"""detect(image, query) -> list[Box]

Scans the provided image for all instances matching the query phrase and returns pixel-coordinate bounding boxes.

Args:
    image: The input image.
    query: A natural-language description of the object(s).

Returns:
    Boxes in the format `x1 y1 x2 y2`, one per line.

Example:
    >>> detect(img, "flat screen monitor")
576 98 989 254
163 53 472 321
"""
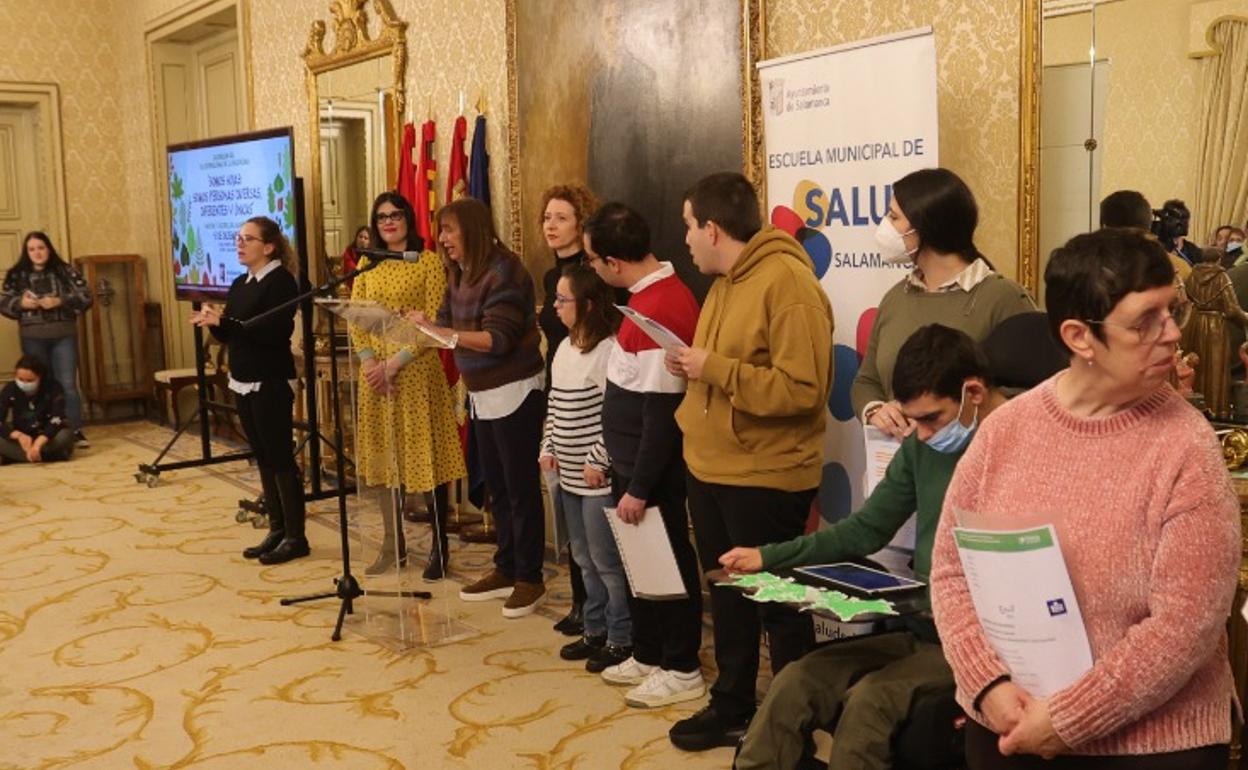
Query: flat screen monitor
166 127 298 303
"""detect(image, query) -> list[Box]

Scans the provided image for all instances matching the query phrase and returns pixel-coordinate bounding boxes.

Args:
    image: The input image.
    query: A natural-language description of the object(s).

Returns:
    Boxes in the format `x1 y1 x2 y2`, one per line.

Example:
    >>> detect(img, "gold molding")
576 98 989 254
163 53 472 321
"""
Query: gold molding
0 81 70 253
1018 0 1042 298
503 0 766 258
303 0 408 281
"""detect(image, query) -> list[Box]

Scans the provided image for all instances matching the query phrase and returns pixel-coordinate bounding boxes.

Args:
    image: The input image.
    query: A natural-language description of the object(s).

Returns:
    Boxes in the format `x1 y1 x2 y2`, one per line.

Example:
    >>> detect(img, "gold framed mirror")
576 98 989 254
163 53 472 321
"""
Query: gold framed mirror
303 0 408 284
1019 0 1248 303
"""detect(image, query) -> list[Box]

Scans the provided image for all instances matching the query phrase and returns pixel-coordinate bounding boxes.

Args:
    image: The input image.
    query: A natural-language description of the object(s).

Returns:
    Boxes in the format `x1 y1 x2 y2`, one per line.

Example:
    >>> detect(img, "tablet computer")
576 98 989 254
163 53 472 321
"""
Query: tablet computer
794 563 926 596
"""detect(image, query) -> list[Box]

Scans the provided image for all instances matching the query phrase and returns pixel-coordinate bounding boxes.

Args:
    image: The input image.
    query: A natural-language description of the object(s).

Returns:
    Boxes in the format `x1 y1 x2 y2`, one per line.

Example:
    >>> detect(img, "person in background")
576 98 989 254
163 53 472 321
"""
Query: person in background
351 192 466 581
931 227 1239 769
1212 224 1234 251
852 168 1033 440
0 232 93 448
411 197 548 617
1099 190 1192 281
1224 226 1245 267
339 225 371 288
666 172 833 751
540 263 632 673
191 216 307 564
0 354 74 464
728 325 1007 770
536 183 600 637
583 202 705 709
1152 198 1203 266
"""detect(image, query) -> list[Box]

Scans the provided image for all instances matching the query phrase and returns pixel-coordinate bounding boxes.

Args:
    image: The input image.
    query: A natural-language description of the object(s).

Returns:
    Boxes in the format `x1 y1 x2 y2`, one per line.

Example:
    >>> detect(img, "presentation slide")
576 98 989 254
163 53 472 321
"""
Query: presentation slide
167 129 296 302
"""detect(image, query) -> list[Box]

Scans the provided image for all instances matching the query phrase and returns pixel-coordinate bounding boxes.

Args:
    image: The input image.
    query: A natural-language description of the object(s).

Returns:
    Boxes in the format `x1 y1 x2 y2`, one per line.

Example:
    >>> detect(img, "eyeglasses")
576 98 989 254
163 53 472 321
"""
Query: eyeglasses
581 253 604 266
1085 301 1191 345
553 293 575 306
375 212 405 223
235 234 262 245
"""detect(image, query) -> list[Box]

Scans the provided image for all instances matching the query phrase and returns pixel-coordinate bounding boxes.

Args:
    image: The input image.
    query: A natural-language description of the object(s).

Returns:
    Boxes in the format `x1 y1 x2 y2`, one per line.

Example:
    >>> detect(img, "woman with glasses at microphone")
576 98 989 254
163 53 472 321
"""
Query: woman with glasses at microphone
350 191 466 581
191 216 306 564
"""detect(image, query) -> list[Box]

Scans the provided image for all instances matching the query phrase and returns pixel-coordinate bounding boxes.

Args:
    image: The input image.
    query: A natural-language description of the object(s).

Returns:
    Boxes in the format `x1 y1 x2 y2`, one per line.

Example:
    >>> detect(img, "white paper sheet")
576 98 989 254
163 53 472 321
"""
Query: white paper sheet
605 506 688 600
863 425 916 576
615 305 686 353
953 524 1093 698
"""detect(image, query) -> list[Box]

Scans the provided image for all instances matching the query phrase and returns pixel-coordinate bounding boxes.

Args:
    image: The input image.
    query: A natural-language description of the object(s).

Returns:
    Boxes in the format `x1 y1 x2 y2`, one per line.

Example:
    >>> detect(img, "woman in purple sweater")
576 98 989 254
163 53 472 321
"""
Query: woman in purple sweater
931 227 1240 769
411 197 548 619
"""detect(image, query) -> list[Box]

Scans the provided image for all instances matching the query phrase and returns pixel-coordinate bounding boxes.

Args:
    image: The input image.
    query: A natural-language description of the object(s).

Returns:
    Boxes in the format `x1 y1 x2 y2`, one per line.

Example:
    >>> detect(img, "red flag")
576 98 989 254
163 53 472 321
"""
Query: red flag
396 122 417 212
414 120 437 251
446 115 468 202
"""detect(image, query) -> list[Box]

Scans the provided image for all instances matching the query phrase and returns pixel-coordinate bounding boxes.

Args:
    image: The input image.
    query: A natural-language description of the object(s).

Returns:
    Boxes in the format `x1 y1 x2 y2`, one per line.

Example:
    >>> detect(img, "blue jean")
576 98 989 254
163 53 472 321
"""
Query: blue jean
559 487 631 646
21 335 83 430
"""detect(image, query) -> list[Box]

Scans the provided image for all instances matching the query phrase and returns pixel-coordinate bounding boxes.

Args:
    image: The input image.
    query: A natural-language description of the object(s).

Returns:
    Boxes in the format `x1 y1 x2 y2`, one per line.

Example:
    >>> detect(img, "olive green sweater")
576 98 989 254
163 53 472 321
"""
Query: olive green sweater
759 436 964 633
850 275 1033 418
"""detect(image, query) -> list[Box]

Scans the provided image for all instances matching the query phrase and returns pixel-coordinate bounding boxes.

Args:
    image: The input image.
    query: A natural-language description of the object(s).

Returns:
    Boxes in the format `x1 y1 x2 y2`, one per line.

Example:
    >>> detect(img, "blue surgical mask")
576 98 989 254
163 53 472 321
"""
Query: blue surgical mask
15 379 38 395
926 385 978 454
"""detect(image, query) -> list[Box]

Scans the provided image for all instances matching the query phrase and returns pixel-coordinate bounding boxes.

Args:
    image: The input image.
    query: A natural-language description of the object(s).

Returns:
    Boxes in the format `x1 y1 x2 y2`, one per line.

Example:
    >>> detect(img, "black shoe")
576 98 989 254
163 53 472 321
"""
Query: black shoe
73 430 89 448
552 604 584 637
258 537 310 565
242 531 284 559
669 705 753 752
422 543 448 582
586 643 632 673
559 634 605 661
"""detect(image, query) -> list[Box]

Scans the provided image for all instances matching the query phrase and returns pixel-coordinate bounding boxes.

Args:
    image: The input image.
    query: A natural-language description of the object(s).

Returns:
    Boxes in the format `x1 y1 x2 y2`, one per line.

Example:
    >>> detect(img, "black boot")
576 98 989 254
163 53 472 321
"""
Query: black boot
259 470 310 565
422 484 450 582
365 489 407 575
243 467 284 559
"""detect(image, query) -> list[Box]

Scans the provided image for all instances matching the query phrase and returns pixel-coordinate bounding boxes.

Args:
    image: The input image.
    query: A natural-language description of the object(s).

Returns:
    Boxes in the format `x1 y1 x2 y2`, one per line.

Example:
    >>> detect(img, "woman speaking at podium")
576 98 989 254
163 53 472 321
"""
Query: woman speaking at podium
190 215 307 565
351 192 466 581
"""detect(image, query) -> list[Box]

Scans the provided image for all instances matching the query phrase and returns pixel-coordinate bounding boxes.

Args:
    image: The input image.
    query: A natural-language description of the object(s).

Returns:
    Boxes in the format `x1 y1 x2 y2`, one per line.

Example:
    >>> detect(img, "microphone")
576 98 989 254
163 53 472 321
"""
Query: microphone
353 246 425 263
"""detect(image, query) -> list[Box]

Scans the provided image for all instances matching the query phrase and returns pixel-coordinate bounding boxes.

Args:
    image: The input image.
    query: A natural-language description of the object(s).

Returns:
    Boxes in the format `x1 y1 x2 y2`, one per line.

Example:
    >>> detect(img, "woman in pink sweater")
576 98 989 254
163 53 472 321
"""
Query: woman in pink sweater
931 227 1240 769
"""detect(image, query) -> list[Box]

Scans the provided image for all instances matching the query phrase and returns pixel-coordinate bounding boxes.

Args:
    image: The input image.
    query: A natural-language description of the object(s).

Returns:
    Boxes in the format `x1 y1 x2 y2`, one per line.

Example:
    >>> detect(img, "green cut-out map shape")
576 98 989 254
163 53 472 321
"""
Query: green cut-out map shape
716 571 898 622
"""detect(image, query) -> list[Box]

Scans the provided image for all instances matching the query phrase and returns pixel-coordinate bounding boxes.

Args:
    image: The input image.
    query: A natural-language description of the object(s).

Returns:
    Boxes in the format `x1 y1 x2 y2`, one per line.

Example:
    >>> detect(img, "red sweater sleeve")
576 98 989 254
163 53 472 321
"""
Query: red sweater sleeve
929 427 1013 709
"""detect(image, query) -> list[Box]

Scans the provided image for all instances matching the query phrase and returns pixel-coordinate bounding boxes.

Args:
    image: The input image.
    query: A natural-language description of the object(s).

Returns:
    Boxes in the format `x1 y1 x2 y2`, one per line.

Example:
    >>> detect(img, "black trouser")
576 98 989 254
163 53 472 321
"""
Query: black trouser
687 474 816 720
474 388 546 584
612 462 703 673
234 381 297 473
965 720 1227 770
0 428 74 462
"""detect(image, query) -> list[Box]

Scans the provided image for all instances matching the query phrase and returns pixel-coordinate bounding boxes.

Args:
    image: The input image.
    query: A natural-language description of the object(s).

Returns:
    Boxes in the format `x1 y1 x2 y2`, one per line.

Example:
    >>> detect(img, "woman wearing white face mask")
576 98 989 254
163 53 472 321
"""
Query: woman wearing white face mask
853 168 1034 439
0 354 75 463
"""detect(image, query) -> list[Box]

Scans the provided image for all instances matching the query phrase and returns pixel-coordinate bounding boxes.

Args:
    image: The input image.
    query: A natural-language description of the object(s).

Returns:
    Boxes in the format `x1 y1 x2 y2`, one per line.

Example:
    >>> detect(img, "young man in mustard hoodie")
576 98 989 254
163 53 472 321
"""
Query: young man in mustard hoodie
667 172 835 751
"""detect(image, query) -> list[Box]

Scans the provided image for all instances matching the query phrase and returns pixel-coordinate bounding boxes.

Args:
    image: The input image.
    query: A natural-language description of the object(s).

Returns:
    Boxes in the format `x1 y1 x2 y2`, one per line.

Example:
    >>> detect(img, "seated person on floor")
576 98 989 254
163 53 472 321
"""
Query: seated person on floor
0 354 75 464
722 324 1006 770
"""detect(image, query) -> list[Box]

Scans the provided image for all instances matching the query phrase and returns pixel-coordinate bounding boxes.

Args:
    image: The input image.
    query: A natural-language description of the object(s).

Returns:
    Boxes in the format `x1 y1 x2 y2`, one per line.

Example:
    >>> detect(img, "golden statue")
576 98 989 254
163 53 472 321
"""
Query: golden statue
1182 247 1248 418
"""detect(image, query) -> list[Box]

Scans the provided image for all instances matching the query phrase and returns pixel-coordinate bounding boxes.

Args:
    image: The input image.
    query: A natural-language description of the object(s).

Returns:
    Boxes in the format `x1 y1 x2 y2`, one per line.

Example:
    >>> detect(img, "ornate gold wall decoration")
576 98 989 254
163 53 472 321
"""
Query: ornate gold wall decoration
1018 0 1042 297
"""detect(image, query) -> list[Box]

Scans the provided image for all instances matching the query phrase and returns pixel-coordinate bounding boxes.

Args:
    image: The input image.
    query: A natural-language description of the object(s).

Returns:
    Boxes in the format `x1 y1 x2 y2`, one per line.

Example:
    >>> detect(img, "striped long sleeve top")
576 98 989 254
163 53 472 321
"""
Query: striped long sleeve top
540 336 614 497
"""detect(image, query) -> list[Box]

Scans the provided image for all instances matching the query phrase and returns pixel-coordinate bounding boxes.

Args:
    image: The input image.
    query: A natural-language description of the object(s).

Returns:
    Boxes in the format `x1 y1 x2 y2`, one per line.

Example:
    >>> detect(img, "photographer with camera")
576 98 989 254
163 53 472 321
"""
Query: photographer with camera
1151 199 1203 267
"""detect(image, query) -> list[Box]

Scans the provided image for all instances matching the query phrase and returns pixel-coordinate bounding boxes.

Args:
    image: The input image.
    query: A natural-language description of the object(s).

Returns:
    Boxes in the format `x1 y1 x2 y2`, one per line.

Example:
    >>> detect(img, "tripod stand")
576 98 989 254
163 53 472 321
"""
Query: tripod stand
250 258 449 640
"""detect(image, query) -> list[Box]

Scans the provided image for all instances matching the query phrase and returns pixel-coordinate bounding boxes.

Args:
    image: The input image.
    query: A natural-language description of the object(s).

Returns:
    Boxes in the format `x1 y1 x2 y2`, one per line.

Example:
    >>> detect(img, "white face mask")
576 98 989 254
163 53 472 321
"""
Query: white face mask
875 218 917 265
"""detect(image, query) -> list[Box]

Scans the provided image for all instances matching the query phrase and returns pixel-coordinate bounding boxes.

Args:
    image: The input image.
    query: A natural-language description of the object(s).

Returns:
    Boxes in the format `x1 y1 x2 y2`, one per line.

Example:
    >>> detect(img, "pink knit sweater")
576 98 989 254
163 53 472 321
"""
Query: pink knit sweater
931 374 1241 755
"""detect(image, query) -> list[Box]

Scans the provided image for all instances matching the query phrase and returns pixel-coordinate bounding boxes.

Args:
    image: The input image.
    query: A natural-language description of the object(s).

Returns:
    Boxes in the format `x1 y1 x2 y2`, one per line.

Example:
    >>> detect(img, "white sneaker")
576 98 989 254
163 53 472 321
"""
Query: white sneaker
600 655 658 686
624 668 705 708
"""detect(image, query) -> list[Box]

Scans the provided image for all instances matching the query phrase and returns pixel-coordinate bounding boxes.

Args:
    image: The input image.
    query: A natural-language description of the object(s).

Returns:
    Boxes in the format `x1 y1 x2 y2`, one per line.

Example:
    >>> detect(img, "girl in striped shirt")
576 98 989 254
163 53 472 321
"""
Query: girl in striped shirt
540 264 632 672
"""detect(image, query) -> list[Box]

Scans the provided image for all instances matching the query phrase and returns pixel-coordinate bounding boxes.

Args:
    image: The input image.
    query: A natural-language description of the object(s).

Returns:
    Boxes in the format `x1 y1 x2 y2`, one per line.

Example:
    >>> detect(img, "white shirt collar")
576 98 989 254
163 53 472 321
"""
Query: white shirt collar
627 261 675 294
247 259 282 283
905 257 993 293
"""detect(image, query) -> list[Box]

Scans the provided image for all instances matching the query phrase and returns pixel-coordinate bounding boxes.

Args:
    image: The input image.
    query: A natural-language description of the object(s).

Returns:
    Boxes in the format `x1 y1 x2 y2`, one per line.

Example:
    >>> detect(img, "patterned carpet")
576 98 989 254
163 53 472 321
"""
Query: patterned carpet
0 422 734 769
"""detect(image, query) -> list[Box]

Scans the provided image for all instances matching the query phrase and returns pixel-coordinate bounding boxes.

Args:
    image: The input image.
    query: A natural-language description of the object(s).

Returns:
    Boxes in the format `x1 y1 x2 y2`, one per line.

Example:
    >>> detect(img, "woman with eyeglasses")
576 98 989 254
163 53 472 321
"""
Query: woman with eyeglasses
930 227 1239 769
853 168 1034 439
350 192 465 581
191 216 307 564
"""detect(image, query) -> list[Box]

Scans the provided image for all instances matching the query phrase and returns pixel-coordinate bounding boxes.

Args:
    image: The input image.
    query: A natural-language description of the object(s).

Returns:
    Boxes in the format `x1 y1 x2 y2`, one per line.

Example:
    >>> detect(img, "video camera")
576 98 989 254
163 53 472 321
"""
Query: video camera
1151 199 1190 242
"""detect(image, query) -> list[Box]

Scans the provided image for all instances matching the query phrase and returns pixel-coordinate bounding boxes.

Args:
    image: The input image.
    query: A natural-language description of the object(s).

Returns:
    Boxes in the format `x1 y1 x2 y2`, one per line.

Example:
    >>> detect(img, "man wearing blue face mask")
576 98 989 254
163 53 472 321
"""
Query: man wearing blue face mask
724 324 1007 770
0 354 75 464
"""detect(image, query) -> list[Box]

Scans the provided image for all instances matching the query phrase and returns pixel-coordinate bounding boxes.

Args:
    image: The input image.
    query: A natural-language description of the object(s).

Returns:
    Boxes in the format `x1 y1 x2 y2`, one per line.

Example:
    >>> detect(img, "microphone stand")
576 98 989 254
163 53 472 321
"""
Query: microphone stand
245 255 432 642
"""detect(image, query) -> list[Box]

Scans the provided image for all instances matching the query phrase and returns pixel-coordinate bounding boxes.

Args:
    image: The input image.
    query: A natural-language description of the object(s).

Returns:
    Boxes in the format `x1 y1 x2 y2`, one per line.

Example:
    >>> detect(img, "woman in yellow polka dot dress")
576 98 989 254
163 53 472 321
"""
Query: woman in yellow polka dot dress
351 191 466 581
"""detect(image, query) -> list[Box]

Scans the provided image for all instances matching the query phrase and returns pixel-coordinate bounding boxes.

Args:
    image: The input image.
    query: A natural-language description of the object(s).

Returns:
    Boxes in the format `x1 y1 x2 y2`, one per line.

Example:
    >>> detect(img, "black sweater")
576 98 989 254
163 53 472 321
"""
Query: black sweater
0 379 68 439
208 266 298 381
